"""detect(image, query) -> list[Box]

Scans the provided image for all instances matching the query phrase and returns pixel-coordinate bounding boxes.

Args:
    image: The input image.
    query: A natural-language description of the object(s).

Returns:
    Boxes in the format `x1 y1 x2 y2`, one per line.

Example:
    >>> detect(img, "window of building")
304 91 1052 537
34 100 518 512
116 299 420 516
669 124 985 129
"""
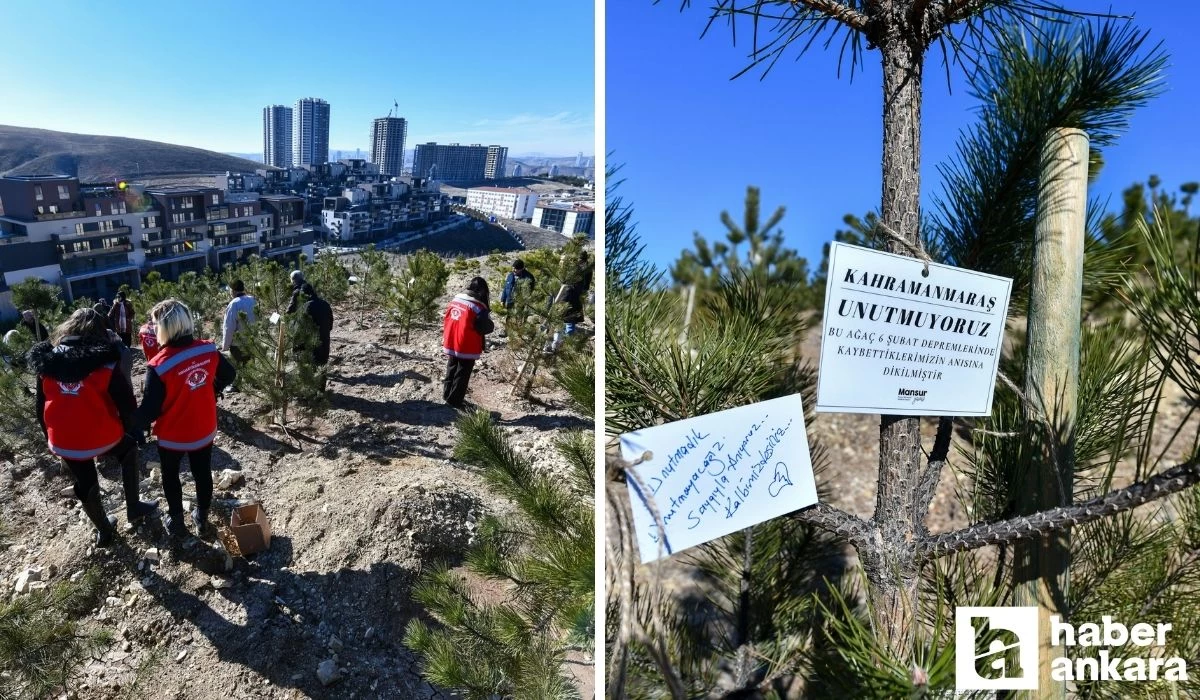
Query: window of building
95 205 103 216
212 194 219 205
34 186 43 201
183 197 194 208
48 205 58 214
58 185 69 200
75 223 85 234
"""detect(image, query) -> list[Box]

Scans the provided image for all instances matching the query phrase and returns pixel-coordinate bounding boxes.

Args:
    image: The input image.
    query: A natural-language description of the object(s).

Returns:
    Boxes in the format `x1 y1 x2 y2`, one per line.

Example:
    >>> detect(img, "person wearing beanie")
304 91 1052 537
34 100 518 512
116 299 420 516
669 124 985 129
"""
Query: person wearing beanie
441 277 494 409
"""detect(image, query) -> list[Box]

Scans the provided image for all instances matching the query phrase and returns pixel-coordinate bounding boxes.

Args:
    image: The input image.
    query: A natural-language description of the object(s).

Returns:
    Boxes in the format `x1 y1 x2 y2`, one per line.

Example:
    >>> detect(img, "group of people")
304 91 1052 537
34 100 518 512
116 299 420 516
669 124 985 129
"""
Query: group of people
7 250 589 547
29 301 235 545
441 249 593 408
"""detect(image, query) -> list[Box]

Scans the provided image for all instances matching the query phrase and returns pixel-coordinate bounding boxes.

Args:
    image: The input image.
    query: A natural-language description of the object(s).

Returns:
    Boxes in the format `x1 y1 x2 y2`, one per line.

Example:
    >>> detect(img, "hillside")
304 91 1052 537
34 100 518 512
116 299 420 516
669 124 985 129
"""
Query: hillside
0 125 269 181
0 251 595 698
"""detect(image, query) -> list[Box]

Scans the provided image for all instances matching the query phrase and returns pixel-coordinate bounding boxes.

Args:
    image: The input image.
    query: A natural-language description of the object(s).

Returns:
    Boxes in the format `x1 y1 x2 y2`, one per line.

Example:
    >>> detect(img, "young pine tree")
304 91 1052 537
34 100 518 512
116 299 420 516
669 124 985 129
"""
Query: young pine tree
405 411 595 700
0 570 109 700
229 257 327 426
387 249 450 343
301 251 351 305
349 245 393 326
9 278 62 343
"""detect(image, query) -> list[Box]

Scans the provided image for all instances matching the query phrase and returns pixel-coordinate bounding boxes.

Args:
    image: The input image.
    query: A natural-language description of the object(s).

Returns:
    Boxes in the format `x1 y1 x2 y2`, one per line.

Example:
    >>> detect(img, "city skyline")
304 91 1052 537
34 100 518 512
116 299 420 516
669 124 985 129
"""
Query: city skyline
0 1 594 156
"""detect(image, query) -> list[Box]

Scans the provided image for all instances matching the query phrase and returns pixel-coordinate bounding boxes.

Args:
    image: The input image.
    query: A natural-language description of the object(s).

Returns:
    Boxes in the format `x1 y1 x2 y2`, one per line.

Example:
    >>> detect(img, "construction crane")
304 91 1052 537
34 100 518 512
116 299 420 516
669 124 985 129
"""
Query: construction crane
387 99 398 118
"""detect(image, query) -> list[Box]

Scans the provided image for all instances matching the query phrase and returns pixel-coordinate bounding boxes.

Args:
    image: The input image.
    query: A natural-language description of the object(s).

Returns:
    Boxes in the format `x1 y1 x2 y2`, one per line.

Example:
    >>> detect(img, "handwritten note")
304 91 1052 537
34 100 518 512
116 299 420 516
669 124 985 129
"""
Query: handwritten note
619 394 818 563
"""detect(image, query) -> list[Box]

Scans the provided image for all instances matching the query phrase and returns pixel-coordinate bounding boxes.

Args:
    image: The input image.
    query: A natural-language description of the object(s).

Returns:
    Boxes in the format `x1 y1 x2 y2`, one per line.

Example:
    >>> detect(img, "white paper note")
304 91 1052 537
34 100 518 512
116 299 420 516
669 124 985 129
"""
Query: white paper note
817 242 1013 416
619 394 818 563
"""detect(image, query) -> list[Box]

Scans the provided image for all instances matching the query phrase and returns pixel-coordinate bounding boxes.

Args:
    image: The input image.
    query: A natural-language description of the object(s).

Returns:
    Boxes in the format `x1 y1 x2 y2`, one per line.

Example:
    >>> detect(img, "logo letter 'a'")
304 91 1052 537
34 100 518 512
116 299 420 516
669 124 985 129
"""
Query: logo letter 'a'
956 607 1039 690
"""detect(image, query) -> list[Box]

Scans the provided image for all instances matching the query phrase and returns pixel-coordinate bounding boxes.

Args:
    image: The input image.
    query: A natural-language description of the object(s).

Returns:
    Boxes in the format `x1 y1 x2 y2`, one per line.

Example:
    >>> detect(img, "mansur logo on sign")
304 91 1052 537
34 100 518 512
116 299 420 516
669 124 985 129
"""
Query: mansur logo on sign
955 607 1189 691
896 387 927 403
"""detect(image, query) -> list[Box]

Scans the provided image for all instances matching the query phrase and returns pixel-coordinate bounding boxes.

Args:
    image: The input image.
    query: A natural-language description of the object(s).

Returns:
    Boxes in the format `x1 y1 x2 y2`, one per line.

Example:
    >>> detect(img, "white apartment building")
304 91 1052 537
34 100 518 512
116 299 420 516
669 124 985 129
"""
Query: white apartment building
465 186 537 221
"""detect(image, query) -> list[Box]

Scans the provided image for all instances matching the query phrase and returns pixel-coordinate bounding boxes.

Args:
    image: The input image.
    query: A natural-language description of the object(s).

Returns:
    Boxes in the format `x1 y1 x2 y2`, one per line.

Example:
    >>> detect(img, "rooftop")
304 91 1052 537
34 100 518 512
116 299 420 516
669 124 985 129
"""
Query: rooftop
536 201 594 212
469 186 536 195
3 174 75 182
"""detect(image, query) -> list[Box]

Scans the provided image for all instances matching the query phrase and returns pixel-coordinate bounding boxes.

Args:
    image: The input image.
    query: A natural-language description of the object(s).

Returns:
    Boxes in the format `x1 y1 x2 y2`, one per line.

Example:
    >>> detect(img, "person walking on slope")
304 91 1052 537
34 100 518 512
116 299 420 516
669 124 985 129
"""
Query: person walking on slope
499 259 536 336
442 277 494 409
107 291 136 348
28 308 158 547
285 269 306 314
220 280 257 389
136 300 235 536
21 310 49 343
289 283 334 392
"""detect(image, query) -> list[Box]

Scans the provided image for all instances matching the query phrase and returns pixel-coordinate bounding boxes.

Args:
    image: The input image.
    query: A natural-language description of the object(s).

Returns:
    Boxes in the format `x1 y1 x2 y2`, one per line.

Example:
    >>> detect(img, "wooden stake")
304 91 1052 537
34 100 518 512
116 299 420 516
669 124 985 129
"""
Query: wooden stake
1014 127 1088 698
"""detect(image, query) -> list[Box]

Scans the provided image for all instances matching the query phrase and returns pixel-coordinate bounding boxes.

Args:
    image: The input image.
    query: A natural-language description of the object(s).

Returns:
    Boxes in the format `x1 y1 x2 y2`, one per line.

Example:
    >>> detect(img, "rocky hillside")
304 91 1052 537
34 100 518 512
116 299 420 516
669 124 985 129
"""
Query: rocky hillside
0 253 594 699
0 125 268 180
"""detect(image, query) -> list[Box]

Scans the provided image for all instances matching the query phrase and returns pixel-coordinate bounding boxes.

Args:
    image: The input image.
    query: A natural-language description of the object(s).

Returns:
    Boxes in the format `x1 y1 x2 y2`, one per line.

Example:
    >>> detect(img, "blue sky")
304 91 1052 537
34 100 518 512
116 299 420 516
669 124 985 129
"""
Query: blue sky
608 1 1200 272
0 0 594 157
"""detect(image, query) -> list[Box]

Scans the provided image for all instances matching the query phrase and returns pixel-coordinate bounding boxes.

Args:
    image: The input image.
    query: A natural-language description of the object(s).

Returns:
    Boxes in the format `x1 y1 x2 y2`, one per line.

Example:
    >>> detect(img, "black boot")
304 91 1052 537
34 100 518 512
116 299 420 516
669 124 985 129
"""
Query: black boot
122 460 159 522
80 486 116 547
164 510 190 537
191 505 209 536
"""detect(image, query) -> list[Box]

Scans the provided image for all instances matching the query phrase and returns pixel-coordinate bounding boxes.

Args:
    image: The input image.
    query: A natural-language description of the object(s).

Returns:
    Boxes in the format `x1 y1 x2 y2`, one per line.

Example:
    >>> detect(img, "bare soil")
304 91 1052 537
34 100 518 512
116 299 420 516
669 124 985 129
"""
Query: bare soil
0 255 594 699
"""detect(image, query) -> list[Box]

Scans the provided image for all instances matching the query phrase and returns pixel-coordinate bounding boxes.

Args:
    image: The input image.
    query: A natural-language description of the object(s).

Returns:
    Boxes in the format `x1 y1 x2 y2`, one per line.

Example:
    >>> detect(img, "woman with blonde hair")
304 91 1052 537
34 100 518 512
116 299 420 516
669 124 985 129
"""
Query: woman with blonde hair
28 308 158 547
136 299 235 536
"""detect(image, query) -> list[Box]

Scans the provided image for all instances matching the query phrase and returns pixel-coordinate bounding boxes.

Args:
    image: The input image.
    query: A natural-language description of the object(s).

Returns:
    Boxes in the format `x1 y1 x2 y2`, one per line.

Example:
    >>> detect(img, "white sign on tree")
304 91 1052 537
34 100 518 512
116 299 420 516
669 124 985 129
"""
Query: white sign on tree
817 242 1013 416
619 394 818 563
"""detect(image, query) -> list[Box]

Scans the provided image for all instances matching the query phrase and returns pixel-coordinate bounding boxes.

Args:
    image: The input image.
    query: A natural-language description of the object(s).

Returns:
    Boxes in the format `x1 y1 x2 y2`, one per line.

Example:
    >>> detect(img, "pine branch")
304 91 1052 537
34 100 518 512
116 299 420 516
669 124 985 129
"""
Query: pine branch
915 417 953 537
791 0 869 33
920 457 1200 560
793 502 874 552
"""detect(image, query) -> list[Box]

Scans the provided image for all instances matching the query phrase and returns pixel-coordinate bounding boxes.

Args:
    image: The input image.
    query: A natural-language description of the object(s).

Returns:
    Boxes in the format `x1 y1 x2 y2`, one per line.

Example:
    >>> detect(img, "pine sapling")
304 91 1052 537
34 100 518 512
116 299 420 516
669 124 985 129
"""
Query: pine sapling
387 249 449 343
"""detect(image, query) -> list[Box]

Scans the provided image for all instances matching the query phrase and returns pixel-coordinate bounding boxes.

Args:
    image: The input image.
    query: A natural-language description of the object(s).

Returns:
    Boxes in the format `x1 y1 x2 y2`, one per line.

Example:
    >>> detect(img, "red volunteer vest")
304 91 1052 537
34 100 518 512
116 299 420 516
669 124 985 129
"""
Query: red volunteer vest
139 323 162 362
43 363 124 459
443 294 487 360
148 340 219 451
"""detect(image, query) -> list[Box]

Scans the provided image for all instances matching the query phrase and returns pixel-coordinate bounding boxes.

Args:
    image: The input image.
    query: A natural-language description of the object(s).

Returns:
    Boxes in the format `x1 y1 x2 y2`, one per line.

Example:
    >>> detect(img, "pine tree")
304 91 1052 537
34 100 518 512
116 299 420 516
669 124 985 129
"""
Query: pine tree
349 245 393 326
386 249 449 343
405 411 594 699
301 251 351 304
0 569 109 700
228 256 327 427
9 279 61 342
606 11 1192 694
0 362 37 460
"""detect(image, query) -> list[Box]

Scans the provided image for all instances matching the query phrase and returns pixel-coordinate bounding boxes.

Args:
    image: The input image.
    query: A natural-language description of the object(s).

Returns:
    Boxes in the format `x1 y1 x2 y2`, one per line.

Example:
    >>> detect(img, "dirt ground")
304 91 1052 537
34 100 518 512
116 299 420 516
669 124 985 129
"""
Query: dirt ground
0 254 594 699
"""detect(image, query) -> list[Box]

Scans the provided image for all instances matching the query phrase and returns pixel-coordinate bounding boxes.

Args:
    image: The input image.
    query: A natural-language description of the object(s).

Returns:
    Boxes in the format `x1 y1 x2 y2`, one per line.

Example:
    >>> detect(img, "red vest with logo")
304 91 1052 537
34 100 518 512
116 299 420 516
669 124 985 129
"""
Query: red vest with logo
148 340 219 451
43 363 124 459
443 294 487 360
139 323 161 362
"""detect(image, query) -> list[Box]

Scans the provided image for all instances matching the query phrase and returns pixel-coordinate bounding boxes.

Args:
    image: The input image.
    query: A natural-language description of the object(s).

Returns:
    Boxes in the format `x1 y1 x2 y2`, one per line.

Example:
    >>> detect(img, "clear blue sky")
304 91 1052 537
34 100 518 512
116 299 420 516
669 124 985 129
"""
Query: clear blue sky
0 0 594 157
608 0 1200 273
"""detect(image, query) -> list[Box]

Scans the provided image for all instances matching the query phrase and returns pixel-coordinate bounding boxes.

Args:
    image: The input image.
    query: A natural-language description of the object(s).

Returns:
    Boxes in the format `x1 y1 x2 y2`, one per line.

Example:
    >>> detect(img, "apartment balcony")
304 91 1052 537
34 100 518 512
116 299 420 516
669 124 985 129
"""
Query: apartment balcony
166 214 206 228
261 225 303 243
33 209 86 222
206 206 230 220
144 245 206 263
54 225 132 243
142 230 204 248
61 253 134 277
209 222 256 238
211 231 260 250
59 241 134 261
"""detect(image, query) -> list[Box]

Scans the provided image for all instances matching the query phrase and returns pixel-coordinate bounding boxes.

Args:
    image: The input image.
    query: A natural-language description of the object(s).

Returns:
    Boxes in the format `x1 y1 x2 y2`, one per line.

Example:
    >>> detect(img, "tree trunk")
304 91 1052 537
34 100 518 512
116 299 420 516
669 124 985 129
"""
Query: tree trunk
868 24 926 651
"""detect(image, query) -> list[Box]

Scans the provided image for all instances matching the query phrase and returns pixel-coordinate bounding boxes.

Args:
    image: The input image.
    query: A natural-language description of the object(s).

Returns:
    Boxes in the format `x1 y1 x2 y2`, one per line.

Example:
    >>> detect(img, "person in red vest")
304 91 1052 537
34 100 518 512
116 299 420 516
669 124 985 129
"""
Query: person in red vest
136 299 235 536
442 277 494 409
138 320 162 362
28 308 158 547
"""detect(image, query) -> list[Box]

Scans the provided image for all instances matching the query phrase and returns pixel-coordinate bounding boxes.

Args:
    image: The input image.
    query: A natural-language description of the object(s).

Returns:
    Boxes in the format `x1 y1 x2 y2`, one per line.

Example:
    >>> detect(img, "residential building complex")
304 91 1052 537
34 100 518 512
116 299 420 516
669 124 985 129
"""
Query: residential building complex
465 186 537 221
293 97 330 167
413 143 507 184
484 145 507 180
532 201 595 237
370 117 408 177
262 105 293 168
0 175 314 317
319 178 449 242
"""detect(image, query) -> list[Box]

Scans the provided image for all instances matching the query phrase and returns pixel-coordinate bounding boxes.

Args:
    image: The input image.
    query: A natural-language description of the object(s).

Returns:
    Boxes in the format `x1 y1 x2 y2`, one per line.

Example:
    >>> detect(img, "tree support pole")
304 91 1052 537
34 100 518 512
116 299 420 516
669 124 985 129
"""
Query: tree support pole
1014 127 1089 698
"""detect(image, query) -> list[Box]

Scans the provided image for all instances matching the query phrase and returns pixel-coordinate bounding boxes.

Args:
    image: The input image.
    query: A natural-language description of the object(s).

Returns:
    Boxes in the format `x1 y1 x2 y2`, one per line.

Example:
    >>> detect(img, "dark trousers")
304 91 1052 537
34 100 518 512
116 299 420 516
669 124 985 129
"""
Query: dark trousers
158 443 214 515
118 332 132 348
229 346 249 388
62 436 137 500
443 357 475 407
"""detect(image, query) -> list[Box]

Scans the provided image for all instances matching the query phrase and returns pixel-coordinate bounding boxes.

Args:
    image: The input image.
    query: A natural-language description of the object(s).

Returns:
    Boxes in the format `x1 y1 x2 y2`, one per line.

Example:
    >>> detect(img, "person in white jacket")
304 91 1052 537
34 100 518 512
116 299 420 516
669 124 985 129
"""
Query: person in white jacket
220 280 257 388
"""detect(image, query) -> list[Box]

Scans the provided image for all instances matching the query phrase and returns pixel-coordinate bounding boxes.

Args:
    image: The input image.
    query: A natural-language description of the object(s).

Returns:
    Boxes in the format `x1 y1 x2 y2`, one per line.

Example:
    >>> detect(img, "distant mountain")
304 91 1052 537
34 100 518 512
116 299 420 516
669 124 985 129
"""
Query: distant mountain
0 125 270 181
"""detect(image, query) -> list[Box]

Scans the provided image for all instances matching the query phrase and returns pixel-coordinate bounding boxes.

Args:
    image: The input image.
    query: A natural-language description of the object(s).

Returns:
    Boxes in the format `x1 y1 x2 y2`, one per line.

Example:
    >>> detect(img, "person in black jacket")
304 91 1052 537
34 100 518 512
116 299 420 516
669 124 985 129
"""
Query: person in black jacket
28 308 158 547
291 283 334 392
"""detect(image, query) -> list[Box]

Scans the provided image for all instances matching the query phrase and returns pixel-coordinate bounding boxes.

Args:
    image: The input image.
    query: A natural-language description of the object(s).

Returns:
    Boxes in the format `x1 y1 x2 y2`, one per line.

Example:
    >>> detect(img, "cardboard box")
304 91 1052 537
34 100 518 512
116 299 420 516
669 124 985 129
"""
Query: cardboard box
229 504 272 555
